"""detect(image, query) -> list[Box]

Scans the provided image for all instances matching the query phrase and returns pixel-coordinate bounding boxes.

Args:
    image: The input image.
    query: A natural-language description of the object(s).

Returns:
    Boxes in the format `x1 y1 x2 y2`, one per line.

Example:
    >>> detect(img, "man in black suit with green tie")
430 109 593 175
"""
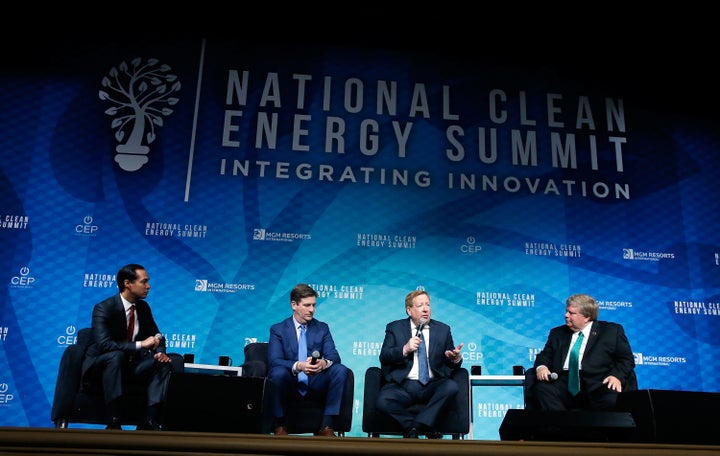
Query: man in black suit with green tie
530 293 637 411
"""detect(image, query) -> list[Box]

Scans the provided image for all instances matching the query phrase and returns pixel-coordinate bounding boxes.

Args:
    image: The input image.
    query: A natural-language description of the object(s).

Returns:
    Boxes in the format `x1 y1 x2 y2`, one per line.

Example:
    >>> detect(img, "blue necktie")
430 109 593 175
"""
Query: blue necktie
417 329 430 385
297 324 308 395
568 331 584 396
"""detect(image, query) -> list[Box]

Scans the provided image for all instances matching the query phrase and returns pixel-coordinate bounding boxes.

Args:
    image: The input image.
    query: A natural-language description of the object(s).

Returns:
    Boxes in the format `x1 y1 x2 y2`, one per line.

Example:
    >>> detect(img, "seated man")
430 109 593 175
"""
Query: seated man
82 263 174 430
376 289 464 438
529 293 636 411
267 283 350 437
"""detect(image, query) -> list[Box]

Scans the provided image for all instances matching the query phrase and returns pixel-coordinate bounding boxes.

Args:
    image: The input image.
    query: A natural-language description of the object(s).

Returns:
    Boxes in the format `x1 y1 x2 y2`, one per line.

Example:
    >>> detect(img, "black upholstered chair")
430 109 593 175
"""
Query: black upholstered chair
361 366 470 439
51 327 184 428
241 341 355 436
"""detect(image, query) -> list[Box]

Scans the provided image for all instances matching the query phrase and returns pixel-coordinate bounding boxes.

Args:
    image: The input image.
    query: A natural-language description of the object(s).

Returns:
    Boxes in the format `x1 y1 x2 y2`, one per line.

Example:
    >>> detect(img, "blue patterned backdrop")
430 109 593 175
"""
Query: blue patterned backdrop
1 38 718 440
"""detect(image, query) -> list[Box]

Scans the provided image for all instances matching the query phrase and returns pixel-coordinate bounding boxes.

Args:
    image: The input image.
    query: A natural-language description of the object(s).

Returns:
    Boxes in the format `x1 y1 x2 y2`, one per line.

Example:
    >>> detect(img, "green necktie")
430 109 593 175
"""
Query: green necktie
568 331 584 396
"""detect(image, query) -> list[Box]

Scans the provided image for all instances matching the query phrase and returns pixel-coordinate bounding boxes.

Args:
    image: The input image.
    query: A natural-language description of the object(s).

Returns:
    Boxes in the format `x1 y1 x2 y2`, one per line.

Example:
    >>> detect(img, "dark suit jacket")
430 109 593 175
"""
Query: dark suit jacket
268 317 342 371
82 294 165 377
379 317 461 384
533 320 636 393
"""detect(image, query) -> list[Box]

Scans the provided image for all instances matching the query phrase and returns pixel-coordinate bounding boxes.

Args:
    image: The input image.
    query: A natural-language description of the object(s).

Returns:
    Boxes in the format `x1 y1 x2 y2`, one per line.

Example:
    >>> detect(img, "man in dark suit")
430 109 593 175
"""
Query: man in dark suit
376 289 464 438
82 264 174 430
267 283 350 437
529 293 637 411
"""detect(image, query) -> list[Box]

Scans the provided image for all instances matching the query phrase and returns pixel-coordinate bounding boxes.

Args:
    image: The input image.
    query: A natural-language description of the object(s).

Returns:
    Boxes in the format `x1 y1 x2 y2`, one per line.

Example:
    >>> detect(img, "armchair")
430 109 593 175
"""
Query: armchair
51 327 184 428
361 366 470 439
241 341 355 436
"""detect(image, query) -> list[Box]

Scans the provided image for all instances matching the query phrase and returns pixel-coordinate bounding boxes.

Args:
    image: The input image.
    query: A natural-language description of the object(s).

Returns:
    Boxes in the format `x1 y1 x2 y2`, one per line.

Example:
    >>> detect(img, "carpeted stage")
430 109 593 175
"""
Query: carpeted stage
1 428 719 456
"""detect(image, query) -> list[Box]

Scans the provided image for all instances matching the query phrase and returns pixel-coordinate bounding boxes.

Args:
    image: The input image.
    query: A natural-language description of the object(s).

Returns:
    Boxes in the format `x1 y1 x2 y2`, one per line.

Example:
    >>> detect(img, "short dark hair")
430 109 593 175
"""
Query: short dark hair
290 283 318 303
117 264 145 291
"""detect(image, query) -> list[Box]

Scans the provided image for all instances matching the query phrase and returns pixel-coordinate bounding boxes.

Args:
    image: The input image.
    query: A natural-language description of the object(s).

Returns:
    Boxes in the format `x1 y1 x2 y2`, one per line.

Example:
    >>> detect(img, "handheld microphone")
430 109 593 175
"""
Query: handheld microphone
415 318 427 337
310 350 321 365
154 333 164 340
550 372 558 381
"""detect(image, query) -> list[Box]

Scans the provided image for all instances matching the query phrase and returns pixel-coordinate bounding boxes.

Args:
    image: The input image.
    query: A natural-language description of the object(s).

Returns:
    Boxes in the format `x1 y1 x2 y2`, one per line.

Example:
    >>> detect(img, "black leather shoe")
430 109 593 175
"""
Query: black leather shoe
425 430 443 439
136 420 161 431
105 417 122 430
403 427 419 438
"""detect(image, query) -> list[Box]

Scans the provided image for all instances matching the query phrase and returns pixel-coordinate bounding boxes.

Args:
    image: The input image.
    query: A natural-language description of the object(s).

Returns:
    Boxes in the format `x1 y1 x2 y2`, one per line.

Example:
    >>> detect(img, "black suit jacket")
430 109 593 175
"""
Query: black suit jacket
379 317 461 384
533 320 636 393
82 293 165 377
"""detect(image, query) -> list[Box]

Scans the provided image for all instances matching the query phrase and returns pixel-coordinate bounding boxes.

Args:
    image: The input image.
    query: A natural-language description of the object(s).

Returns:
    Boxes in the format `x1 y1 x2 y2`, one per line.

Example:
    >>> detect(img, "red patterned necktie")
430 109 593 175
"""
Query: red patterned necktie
127 305 135 342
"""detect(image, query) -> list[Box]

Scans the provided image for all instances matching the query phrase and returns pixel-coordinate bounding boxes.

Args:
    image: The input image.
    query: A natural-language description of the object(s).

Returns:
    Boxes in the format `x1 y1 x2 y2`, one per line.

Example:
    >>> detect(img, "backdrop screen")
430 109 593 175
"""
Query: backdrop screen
1 38 718 439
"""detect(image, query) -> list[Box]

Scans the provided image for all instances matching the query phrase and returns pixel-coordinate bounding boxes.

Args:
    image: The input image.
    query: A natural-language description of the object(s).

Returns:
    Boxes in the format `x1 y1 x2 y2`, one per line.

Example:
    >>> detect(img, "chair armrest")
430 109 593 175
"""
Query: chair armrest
362 367 383 432
167 353 185 373
450 367 470 432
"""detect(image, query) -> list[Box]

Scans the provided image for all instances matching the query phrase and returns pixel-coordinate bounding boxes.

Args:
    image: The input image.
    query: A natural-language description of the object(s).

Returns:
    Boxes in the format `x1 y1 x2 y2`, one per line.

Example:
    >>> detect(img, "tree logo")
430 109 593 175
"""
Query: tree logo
99 57 181 171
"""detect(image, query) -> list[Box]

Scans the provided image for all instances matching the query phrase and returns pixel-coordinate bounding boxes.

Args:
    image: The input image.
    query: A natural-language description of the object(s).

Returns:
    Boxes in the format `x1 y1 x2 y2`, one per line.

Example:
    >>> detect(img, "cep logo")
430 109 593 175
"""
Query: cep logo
57 325 78 346
0 383 13 404
10 266 35 287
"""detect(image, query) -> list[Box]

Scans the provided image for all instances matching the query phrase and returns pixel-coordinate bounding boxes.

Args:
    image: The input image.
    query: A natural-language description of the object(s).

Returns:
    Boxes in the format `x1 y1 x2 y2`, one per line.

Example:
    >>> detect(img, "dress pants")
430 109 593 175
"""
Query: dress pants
376 377 458 430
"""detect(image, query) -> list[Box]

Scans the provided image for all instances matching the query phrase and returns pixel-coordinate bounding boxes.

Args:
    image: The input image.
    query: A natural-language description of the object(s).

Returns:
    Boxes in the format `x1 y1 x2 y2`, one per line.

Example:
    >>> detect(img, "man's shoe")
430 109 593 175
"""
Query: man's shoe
425 430 444 439
403 427 419 438
316 426 336 437
105 417 122 430
136 420 161 431
274 426 288 436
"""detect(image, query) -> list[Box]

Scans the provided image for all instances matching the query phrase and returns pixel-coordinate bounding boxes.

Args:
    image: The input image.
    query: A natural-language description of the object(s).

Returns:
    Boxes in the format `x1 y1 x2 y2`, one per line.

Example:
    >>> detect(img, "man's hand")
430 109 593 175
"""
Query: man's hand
154 352 172 363
603 375 622 391
403 336 422 356
300 357 326 375
445 343 464 363
140 335 161 350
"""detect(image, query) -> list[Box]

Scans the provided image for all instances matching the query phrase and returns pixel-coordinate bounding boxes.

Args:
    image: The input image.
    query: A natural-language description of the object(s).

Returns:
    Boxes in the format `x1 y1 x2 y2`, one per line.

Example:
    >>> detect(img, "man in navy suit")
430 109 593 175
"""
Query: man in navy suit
82 264 174 430
268 283 350 437
376 289 464 438
530 293 637 411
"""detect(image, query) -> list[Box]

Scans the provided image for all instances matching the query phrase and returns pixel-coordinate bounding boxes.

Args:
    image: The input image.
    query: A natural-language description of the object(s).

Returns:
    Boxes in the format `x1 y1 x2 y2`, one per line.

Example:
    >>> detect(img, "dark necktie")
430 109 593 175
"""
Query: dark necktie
126 305 135 342
417 329 430 385
568 331 584 396
297 324 308 395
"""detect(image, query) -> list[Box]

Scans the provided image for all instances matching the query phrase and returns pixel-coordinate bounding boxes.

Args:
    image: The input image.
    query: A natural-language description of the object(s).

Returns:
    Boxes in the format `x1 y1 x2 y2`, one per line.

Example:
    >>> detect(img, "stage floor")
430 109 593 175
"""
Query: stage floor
1 427 720 456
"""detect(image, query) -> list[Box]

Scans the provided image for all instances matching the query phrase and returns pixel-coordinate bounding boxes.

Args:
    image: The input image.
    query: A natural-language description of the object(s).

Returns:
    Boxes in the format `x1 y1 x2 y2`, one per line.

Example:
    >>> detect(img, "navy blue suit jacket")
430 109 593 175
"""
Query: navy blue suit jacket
268 316 342 371
379 317 461 384
533 320 636 392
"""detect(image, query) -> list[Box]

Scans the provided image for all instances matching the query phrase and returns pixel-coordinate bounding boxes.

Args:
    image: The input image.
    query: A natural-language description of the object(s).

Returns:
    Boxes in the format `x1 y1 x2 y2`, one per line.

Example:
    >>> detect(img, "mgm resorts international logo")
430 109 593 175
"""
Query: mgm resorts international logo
99 57 181 172
622 248 675 261
253 228 311 243
634 352 686 366
195 279 255 294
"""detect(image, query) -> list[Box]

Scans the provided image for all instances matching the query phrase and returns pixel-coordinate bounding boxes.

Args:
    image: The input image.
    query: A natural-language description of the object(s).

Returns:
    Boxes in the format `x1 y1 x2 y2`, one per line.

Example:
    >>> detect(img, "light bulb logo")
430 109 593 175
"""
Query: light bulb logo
99 57 181 171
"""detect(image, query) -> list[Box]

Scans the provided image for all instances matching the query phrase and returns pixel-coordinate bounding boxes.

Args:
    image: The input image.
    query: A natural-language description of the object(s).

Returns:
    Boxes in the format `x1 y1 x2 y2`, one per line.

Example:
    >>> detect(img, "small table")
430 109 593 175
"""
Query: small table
468 375 525 439
184 363 243 376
